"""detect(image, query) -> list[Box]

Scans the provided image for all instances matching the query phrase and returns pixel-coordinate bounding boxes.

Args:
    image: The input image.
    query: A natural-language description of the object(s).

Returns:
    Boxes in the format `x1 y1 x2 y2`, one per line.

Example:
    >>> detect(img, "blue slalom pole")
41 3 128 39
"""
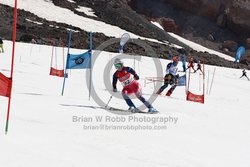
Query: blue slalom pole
61 31 73 96
183 54 186 73
183 54 187 94
89 32 93 100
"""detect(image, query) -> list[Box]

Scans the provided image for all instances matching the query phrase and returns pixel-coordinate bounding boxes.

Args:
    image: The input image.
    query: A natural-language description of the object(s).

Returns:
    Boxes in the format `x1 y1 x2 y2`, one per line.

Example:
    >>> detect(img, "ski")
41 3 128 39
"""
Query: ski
103 107 159 114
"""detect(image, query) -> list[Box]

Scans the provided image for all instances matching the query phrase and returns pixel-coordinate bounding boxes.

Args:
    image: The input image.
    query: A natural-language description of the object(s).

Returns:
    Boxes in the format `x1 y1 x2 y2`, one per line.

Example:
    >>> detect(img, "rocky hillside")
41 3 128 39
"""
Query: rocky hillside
128 0 250 66
0 0 249 68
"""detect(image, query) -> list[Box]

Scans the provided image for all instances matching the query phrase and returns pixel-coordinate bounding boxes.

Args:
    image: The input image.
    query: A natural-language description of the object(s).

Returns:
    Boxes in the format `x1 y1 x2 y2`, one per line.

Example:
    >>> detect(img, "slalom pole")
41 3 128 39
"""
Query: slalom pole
50 40 54 69
5 0 18 134
61 54 69 96
199 72 202 91
209 68 216 95
184 54 187 94
206 70 209 95
55 41 58 69
89 32 93 100
203 60 205 101
62 41 65 71
61 31 72 96
186 67 191 96
183 54 186 73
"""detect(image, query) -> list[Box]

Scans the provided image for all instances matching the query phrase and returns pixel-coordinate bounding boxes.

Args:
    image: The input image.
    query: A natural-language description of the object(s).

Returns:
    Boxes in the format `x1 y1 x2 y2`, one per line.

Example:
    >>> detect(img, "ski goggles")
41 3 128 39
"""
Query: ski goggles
115 63 123 69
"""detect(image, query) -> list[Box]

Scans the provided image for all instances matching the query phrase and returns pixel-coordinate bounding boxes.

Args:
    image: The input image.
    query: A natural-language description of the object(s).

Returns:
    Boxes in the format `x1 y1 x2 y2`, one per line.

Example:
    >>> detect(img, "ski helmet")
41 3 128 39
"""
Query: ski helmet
114 58 124 69
172 56 178 63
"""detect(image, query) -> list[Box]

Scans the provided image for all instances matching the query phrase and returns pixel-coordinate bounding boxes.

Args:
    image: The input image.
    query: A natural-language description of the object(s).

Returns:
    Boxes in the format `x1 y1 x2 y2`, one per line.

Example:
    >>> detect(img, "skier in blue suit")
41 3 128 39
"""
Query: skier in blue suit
156 56 179 96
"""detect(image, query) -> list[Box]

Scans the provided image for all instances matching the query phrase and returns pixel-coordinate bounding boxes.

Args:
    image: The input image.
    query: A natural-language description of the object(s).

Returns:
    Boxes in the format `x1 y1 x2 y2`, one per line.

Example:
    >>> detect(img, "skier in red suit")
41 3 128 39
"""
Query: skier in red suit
112 58 157 113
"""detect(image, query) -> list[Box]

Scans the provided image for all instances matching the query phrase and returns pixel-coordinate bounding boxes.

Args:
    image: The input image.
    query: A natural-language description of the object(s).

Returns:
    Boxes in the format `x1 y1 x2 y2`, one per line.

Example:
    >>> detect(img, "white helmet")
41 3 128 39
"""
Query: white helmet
114 58 123 65
114 58 124 69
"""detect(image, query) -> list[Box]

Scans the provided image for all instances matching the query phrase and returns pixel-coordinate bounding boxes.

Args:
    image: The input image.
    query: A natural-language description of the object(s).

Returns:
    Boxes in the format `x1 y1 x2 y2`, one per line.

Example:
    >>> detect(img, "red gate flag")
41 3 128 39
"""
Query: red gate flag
186 91 204 103
50 67 64 77
0 73 12 97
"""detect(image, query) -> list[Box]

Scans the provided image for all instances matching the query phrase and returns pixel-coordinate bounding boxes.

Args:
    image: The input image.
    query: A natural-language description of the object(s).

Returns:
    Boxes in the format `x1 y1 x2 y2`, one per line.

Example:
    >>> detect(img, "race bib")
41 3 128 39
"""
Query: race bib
121 77 134 86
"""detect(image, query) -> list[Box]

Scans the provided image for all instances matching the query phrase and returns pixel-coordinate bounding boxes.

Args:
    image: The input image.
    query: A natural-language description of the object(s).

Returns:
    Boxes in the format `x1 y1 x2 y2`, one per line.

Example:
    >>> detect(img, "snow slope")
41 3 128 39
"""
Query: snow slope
0 1 249 166
0 40 250 167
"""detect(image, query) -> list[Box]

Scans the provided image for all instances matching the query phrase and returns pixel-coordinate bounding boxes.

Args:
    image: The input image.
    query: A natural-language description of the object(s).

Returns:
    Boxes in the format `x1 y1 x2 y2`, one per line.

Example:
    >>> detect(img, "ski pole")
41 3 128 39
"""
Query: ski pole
209 68 216 95
105 96 113 108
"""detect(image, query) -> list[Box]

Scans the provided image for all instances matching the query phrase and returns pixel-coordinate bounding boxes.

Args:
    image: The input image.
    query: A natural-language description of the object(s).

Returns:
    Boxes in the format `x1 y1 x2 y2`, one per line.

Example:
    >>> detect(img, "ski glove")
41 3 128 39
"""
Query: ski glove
113 88 117 92
134 74 139 80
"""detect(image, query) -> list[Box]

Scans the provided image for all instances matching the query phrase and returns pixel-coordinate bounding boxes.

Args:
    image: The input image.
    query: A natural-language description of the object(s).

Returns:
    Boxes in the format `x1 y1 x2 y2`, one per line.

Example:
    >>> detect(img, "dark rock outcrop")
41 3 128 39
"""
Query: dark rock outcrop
128 0 250 66
147 0 250 36
156 18 180 34
227 1 250 36
222 40 238 52
246 38 250 49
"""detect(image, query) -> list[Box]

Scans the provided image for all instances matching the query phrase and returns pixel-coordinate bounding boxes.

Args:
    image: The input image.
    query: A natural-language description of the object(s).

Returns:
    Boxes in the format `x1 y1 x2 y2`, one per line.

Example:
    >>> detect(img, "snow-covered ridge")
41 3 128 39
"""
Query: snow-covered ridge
75 6 97 17
25 18 43 25
151 21 234 62
67 0 75 3
168 32 235 62
1 0 160 44
151 21 164 30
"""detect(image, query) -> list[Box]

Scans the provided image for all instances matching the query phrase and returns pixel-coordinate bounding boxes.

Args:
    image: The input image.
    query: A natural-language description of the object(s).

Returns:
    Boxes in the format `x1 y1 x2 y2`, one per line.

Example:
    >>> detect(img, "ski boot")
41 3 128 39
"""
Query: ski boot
148 107 158 114
156 90 162 95
166 90 172 96
128 106 137 113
